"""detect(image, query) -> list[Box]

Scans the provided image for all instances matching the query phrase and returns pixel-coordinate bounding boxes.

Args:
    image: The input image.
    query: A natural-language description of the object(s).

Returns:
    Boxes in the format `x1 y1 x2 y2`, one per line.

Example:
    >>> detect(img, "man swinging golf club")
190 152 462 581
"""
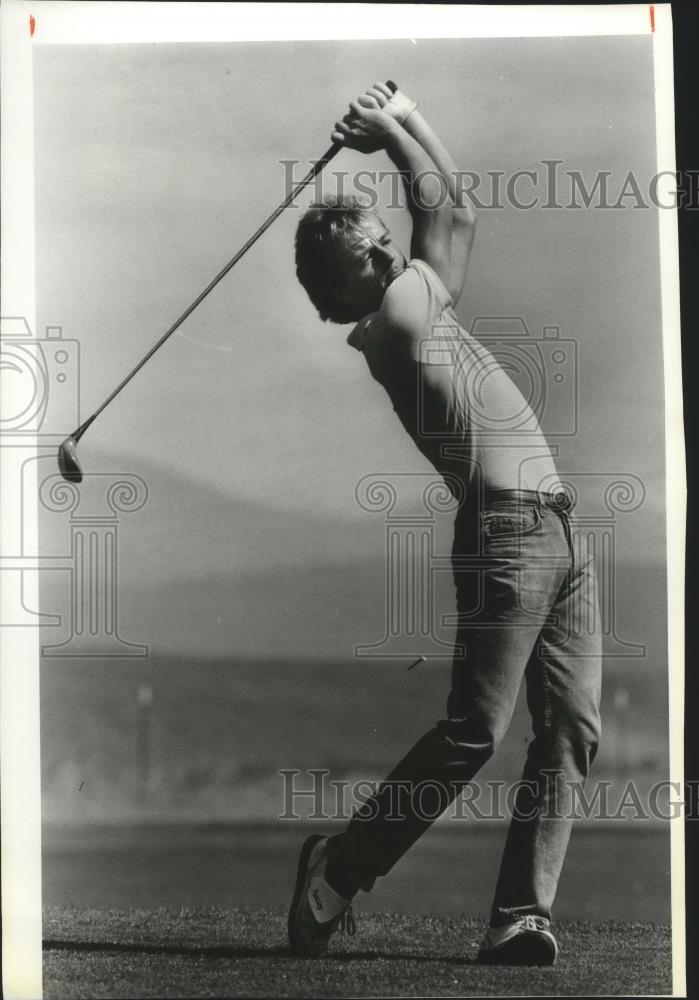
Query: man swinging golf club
289 82 602 965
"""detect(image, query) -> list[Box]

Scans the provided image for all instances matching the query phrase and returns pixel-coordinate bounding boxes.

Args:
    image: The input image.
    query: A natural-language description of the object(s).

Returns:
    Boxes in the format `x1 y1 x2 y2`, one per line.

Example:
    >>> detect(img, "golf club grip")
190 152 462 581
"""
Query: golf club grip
283 80 398 184
68 80 399 442
310 79 398 175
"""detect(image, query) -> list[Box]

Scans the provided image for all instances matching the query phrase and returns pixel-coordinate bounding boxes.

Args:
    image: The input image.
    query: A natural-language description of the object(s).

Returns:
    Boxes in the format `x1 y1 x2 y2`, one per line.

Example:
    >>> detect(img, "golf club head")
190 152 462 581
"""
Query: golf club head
57 436 83 484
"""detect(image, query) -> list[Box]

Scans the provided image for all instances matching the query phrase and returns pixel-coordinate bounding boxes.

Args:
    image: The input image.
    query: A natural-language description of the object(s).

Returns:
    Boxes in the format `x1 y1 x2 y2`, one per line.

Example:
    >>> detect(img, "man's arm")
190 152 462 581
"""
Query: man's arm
332 103 454 290
402 109 477 306
362 84 477 305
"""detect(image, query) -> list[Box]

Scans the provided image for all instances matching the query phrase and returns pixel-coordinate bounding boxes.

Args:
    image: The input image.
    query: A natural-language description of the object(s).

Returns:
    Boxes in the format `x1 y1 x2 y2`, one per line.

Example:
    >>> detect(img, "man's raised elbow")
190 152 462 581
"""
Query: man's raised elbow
413 172 450 213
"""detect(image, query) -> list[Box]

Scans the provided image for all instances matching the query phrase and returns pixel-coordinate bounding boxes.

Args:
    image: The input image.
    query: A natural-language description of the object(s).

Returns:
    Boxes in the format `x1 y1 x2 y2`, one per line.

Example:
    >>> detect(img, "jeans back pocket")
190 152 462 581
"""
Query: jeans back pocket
482 503 541 541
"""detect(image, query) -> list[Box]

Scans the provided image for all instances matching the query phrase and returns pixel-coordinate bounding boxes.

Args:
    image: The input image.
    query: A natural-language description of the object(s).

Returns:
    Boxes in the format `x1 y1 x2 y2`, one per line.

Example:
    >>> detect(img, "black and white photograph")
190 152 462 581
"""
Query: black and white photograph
1 2 687 997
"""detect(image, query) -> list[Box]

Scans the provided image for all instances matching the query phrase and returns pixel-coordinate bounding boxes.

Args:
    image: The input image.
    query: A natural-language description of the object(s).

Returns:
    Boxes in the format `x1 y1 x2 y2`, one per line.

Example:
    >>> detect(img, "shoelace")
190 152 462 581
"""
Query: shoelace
518 915 549 932
338 905 357 937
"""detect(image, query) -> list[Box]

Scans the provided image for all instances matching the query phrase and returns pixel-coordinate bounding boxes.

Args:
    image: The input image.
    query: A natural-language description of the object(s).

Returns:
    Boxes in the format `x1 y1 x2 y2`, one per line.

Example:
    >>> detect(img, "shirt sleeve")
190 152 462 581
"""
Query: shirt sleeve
408 259 453 313
371 258 454 362
362 259 452 394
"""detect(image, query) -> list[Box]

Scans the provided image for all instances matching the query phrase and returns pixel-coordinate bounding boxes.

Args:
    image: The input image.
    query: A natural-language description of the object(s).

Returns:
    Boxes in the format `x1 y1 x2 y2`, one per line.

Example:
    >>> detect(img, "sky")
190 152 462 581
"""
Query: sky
31 34 669 658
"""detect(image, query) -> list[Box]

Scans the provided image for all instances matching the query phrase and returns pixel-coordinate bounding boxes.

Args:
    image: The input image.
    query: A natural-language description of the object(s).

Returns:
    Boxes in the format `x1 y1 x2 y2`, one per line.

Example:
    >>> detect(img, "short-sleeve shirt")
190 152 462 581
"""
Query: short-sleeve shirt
347 259 560 499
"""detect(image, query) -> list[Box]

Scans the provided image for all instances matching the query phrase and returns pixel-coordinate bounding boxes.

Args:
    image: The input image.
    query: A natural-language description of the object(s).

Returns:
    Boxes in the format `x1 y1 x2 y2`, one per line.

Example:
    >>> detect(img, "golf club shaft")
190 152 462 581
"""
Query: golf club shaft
68 79 397 444
69 145 342 444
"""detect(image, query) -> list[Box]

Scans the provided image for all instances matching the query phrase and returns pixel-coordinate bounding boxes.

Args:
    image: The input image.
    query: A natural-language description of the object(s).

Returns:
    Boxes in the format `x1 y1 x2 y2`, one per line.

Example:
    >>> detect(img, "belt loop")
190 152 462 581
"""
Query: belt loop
548 489 574 514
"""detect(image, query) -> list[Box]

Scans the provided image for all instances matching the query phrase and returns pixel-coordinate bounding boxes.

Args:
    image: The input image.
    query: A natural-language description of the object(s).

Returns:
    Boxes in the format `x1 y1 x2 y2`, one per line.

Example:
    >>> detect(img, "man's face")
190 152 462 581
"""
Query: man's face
332 214 407 321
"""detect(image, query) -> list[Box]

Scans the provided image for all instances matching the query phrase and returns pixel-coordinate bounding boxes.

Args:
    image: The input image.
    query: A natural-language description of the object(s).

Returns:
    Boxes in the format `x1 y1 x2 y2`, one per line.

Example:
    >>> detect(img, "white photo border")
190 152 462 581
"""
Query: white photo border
0 3 684 997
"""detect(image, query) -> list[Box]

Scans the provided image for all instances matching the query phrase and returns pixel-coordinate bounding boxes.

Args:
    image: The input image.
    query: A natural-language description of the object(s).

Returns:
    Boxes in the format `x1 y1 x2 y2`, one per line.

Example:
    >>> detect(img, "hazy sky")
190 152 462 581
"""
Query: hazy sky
33 35 667 656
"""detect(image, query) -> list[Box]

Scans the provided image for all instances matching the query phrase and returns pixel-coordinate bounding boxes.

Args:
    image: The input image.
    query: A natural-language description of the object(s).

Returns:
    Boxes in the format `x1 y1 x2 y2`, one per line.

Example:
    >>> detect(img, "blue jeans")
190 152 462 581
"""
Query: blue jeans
328 492 602 924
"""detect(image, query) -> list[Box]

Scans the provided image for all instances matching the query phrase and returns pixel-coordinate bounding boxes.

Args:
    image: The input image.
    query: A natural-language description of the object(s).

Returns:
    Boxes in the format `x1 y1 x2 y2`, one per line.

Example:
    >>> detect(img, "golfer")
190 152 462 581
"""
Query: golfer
289 83 602 965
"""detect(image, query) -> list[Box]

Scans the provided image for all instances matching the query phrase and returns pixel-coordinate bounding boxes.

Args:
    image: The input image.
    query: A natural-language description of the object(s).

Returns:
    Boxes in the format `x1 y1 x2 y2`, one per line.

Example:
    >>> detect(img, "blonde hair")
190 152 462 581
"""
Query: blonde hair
295 197 379 323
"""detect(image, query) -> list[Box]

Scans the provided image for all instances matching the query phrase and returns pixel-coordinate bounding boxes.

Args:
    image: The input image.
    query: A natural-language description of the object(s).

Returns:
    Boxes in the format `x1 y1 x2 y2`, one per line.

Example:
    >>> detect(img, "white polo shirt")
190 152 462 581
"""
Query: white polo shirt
347 259 560 500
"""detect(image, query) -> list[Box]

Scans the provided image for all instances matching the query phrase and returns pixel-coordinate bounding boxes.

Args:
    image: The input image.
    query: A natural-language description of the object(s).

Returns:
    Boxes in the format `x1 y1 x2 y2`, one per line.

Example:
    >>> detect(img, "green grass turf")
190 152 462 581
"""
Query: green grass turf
42 906 672 998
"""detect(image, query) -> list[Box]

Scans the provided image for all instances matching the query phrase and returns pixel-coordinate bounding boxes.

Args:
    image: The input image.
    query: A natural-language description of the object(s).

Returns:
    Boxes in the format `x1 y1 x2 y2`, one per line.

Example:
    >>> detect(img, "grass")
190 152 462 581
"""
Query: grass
42 906 673 998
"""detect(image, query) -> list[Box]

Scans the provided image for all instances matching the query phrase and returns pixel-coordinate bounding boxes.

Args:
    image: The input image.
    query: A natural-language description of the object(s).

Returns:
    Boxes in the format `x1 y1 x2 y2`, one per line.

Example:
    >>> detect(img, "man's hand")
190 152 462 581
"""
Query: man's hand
361 82 419 125
365 83 477 305
332 98 400 154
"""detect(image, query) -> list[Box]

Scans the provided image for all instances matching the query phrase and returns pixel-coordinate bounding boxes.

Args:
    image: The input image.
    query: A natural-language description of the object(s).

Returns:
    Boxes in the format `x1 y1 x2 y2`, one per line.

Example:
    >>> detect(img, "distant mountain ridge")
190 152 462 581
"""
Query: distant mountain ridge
39 445 667 661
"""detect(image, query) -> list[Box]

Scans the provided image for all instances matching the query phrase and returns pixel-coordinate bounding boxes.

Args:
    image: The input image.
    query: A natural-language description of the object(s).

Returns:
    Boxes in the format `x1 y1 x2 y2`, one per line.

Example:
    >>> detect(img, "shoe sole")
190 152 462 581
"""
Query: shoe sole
477 930 557 966
287 834 327 957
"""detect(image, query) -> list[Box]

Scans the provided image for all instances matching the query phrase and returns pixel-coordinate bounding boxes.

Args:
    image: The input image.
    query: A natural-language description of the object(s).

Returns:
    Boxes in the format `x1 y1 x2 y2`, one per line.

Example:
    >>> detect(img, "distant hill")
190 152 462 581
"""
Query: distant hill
37 447 672 824
38 447 668 661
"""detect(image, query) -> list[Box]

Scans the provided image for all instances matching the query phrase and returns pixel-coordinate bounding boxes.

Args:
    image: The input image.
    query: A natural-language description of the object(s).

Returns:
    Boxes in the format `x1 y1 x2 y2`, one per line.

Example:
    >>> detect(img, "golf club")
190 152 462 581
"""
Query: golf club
57 80 398 483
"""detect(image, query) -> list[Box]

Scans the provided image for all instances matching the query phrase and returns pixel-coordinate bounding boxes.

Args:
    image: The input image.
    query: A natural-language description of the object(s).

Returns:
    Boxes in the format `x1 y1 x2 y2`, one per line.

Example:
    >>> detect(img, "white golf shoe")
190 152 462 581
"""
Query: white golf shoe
287 835 356 957
477 914 558 965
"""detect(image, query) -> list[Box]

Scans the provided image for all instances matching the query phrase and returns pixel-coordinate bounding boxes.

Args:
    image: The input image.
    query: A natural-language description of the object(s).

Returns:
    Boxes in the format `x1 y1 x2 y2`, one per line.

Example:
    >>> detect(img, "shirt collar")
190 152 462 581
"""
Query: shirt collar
346 313 376 352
